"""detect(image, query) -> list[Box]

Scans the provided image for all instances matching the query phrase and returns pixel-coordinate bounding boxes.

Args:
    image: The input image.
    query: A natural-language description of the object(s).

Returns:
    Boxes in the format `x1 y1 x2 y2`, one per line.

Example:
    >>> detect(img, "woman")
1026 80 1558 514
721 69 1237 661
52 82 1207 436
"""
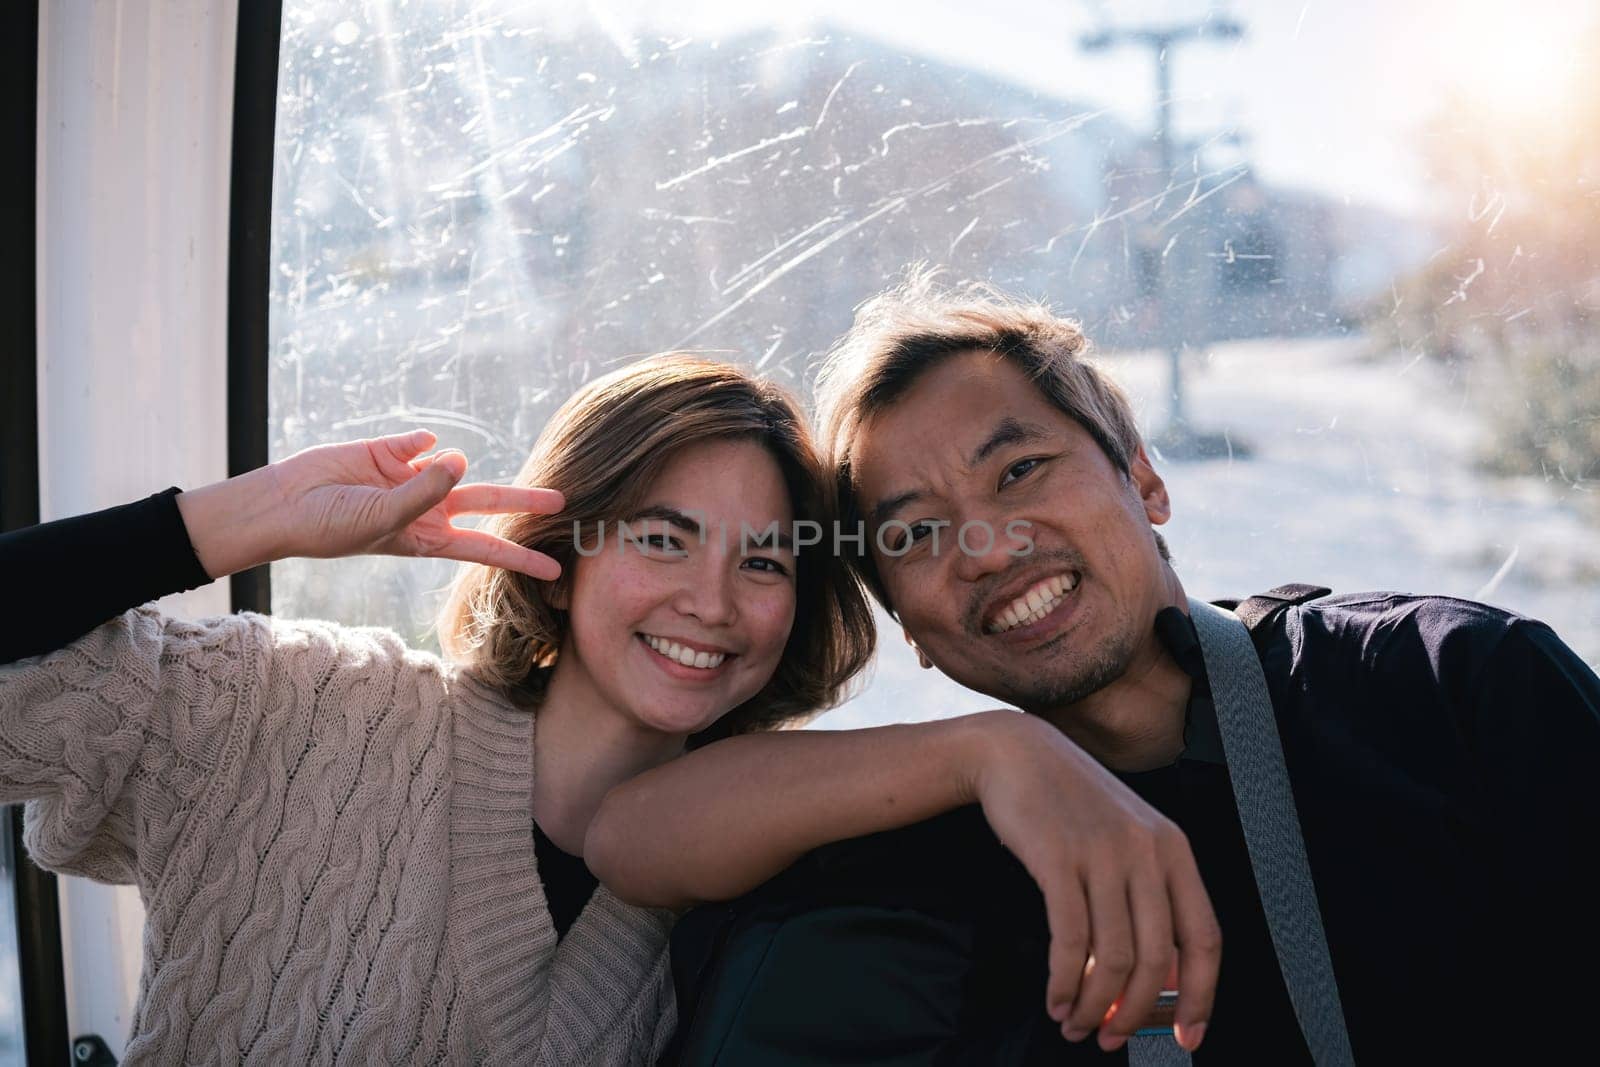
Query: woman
1 355 1214 1063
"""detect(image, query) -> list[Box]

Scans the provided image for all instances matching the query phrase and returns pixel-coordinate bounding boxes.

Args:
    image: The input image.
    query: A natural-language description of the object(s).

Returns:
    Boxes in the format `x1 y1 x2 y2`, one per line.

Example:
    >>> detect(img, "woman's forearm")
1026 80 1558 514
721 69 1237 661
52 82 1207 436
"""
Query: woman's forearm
178 432 561 581
1 489 213 662
175 464 289 579
584 710 1020 908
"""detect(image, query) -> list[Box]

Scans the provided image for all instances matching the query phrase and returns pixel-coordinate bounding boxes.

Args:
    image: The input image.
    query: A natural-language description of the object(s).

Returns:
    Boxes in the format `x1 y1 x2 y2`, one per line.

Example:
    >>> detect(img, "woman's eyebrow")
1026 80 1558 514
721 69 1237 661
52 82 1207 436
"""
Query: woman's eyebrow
624 504 705 537
741 521 795 551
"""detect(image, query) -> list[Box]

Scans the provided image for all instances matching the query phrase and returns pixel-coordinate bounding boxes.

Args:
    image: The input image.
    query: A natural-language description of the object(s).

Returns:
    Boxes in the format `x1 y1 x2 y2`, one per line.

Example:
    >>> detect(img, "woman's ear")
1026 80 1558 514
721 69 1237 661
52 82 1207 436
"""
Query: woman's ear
543 571 572 611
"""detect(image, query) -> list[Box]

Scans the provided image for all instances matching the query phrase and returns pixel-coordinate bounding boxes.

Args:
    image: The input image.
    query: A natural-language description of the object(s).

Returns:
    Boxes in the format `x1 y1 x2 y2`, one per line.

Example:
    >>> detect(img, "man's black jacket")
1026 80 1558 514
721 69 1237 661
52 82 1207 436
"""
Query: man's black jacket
667 593 1600 1064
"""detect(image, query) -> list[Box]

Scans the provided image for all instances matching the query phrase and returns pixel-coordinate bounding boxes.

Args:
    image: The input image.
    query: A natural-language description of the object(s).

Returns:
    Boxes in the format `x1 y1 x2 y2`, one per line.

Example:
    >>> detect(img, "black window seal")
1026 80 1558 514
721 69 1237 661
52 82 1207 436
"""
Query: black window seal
227 0 285 616
2 4 73 1064
1 2 285 1060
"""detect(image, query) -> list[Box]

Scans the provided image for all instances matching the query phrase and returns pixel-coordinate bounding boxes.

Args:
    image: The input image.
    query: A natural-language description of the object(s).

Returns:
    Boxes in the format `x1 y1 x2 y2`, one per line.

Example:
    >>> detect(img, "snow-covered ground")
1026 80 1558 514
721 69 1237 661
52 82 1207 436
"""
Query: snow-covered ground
814 334 1600 729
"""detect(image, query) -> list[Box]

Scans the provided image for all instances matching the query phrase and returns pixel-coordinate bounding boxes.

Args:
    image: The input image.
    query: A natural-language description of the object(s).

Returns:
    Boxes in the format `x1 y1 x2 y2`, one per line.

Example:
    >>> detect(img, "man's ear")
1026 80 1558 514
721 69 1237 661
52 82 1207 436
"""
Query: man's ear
902 625 933 670
1129 442 1172 526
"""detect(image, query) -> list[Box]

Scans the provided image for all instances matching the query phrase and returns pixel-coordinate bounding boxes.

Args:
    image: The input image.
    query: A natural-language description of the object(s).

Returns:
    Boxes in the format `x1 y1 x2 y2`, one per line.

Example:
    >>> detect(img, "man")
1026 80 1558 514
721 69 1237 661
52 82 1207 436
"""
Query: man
667 275 1600 1063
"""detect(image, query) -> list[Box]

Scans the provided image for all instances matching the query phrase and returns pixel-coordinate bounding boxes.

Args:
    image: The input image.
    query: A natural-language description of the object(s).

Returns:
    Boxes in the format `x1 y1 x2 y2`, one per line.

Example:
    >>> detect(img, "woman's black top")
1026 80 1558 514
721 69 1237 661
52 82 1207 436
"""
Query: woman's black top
533 821 600 936
1 488 210 663
0 488 598 936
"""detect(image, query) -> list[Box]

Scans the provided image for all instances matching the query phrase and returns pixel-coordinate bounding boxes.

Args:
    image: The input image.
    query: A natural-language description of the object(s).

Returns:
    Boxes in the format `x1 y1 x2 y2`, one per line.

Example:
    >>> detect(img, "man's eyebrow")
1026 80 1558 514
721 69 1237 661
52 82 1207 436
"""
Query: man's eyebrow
869 488 926 528
867 419 1051 527
967 417 1050 470
625 504 704 536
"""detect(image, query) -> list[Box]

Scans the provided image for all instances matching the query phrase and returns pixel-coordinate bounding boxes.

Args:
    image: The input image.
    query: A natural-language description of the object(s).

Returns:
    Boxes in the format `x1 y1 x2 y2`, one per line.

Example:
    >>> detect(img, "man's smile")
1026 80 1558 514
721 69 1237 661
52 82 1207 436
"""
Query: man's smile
983 570 1081 634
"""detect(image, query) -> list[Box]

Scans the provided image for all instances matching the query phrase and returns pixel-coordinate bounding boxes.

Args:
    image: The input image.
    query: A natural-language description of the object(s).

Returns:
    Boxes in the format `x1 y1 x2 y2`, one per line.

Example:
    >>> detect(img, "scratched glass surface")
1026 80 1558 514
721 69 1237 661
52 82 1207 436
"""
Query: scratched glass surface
269 1 1600 725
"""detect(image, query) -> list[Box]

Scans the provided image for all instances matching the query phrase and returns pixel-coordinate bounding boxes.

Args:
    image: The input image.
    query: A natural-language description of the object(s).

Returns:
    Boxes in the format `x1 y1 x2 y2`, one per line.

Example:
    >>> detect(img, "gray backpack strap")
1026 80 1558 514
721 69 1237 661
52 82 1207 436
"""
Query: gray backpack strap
1187 597 1355 1066
1128 1032 1193 1066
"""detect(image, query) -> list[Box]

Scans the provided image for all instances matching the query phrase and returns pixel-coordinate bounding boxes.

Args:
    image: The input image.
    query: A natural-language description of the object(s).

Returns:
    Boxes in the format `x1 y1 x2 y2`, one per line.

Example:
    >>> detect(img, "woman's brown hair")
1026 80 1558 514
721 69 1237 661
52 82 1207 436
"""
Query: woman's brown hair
440 353 876 733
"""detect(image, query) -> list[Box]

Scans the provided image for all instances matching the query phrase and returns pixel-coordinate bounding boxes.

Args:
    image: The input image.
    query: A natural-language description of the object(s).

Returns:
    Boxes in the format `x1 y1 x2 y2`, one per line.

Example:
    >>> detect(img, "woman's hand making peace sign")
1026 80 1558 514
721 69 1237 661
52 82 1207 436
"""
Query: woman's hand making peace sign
175 429 564 581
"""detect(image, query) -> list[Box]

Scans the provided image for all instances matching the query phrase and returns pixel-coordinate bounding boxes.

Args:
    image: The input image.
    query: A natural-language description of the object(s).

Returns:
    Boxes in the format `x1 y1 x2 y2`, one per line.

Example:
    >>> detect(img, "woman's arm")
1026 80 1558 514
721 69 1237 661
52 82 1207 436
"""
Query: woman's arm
1 430 562 666
585 709 1219 1052
2 429 564 883
174 429 562 580
0 606 266 886
1 489 210 662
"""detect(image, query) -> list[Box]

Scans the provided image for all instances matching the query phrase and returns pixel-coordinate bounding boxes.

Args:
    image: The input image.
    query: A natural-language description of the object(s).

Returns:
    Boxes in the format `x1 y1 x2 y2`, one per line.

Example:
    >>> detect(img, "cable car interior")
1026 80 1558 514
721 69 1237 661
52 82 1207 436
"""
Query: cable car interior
4 1 1597 1062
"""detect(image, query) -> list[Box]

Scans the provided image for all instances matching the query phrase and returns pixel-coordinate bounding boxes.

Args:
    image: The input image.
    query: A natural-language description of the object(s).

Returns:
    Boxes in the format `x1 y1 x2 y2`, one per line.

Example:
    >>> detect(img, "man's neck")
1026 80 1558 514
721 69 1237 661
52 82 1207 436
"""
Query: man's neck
1038 573 1193 773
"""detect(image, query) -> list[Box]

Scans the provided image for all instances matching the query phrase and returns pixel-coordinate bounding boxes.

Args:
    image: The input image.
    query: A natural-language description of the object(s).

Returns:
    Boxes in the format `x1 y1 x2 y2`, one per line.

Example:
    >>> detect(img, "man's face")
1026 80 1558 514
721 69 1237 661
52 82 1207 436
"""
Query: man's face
851 349 1175 713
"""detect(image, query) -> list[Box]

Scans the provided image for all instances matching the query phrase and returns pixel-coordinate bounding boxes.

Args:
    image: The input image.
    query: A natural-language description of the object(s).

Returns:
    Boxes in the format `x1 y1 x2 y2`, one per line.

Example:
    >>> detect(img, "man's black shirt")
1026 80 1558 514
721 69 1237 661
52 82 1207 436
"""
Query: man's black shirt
670 593 1600 1062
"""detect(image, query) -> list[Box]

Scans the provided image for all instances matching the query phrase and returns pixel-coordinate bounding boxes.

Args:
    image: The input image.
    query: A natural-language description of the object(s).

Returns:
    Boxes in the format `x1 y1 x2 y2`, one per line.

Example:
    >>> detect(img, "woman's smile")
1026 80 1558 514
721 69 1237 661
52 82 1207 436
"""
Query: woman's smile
638 632 737 680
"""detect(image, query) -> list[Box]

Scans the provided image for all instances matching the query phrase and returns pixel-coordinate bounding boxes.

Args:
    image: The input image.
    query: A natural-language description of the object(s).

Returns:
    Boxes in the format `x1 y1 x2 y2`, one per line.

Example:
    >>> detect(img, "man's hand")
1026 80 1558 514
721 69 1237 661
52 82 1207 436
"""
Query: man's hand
964 712 1219 1053
177 429 564 580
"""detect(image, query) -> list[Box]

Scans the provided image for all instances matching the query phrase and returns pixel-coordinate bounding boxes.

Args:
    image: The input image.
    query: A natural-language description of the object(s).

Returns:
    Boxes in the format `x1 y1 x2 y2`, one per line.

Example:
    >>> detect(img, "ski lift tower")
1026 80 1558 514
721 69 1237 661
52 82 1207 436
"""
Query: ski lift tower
1082 17 1245 458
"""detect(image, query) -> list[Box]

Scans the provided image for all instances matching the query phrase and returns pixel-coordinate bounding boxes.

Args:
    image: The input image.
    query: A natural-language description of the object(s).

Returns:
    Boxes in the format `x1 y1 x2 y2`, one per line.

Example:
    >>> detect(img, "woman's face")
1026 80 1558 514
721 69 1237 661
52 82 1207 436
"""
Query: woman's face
558 437 799 737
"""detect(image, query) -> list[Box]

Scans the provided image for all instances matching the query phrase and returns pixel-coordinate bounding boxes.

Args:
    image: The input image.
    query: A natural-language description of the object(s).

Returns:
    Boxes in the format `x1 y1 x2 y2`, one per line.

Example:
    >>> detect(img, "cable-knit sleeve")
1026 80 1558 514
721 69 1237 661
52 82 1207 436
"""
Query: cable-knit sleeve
0 605 266 889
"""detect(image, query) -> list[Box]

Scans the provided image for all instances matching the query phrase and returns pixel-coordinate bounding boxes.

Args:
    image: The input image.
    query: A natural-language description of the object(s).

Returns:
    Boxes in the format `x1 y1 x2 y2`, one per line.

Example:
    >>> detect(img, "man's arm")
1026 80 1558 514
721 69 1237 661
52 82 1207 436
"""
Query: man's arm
586 710 1219 1053
1470 620 1600 902
1463 619 1599 1043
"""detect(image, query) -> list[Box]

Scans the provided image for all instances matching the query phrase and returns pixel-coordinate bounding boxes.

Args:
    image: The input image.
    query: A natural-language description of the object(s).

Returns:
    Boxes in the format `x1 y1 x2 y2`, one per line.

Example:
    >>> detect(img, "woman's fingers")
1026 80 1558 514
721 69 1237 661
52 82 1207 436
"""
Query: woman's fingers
1096 870 1175 1051
1042 870 1092 1024
375 429 440 476
385 428 438 460
406 447 460 477
1168 851 1223 1051
1064 869 1136 1041
369 444 564 577
376 453 468 536
438 526 562 581
445 483 565 517
406 449 565 517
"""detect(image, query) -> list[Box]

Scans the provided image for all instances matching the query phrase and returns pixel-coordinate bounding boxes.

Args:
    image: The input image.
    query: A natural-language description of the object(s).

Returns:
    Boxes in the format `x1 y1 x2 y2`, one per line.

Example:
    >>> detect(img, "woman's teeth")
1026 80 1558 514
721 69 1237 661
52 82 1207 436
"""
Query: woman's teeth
986 573 1079 634
643 634 727 669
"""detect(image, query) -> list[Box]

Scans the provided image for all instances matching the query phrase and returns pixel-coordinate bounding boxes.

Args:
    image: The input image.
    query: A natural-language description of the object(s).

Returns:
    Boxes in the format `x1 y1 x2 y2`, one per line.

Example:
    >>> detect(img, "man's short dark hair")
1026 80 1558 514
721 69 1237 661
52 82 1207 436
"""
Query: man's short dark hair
814 268 1170 610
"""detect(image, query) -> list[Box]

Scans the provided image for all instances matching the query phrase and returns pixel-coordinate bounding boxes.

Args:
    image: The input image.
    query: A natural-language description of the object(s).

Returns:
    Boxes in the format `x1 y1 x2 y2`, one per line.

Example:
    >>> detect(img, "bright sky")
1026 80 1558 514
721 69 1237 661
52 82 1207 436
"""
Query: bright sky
563 0 1596 216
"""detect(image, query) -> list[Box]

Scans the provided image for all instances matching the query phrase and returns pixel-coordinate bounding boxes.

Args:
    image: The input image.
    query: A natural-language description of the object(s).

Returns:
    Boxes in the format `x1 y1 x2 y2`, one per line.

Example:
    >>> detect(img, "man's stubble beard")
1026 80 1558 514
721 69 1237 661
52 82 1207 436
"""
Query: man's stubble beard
928 547 1142 713
991 621 1140 715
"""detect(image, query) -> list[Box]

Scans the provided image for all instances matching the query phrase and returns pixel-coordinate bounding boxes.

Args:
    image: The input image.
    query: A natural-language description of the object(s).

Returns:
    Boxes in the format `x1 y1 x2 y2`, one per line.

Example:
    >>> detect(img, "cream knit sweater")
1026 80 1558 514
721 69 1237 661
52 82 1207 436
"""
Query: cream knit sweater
0 607 676 1065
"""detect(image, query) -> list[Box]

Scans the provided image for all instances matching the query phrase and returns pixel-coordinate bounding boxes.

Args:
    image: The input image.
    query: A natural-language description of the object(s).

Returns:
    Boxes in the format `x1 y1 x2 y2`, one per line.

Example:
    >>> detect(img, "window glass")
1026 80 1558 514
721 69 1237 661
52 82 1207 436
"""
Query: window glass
0 814 26 1065
270 1 1600 727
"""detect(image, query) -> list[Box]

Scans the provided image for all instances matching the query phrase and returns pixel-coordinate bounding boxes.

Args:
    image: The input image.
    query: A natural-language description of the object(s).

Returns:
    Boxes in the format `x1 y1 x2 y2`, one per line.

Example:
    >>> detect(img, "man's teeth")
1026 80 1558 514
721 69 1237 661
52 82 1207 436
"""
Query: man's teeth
987 573 1079 634
643 634 727 669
